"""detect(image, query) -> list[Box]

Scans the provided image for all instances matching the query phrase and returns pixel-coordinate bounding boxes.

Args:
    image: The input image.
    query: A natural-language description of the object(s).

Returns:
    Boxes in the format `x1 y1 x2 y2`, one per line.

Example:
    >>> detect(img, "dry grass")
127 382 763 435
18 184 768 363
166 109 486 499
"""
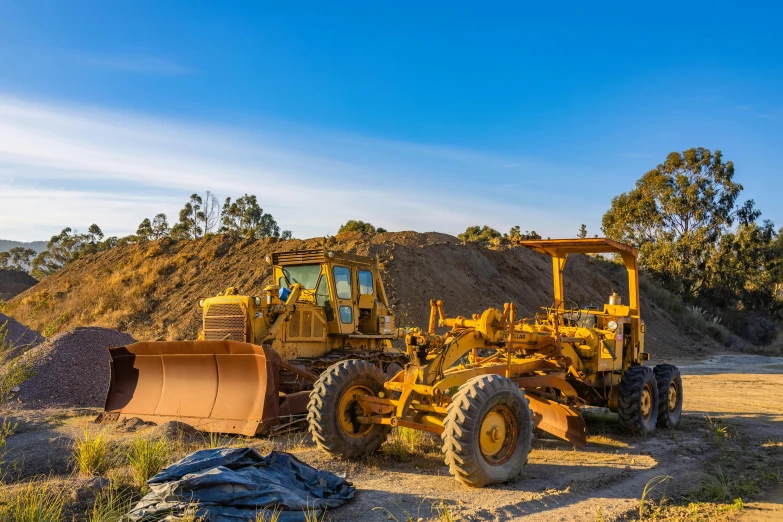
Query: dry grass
381 427 439 460
73 428 114 476
0 477 67 522
86 486 136 522
127 436 169 489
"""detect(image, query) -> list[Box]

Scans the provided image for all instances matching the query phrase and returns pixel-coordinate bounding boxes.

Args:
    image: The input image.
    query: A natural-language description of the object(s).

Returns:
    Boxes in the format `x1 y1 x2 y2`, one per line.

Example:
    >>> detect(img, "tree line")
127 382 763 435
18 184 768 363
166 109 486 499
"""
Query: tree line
602 147 782 335
13 193 291 279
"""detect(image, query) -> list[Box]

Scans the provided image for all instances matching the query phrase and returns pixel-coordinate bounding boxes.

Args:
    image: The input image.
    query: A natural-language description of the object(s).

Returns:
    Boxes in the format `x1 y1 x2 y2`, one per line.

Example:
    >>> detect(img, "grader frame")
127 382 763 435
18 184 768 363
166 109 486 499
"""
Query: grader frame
308 238 683 487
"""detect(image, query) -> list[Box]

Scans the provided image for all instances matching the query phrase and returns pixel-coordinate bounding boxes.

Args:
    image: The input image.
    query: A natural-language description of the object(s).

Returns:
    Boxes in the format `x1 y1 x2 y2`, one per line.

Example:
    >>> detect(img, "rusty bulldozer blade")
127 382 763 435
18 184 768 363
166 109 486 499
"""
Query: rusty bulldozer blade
526 394 587 446
103 340 310 436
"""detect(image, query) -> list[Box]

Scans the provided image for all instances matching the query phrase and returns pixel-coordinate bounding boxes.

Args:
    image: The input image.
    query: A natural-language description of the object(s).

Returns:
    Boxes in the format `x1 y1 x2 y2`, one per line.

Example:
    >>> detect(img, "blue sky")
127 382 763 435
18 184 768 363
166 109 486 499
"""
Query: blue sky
1 1 781 241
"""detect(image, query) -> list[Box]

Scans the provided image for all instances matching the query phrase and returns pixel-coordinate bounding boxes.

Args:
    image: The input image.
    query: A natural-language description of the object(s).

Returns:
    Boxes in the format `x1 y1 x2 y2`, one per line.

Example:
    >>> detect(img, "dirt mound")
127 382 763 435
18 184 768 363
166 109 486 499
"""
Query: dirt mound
3 232 717 360
0 312 43 350
0 269 37 300
9 327 136 409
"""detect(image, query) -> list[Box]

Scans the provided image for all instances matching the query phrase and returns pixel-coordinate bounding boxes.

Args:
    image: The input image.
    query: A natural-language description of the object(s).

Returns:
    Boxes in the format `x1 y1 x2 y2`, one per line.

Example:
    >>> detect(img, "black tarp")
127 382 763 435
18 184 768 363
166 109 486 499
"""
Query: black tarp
128 448 355 522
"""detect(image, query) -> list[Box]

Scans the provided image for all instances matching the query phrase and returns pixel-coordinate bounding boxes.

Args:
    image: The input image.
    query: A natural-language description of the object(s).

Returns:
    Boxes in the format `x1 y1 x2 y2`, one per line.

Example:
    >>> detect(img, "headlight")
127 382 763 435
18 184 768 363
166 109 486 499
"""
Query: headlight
264 255 272 264
607 320 618 331
198 299 205 308
327 251 335 258
254 296 262 306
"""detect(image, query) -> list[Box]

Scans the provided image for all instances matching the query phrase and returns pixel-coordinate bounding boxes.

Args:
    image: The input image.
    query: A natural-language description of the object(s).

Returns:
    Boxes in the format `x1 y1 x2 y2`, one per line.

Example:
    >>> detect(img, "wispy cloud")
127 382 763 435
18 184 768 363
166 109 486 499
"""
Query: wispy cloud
76 54 193 75
0 95 585 241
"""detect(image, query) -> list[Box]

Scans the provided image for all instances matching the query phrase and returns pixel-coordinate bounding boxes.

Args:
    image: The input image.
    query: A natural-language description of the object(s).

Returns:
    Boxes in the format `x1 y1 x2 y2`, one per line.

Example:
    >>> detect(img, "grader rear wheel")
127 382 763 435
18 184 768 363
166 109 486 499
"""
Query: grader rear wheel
307 359 390 458
617 365 659 435
442 375 533 487
654 364 683 429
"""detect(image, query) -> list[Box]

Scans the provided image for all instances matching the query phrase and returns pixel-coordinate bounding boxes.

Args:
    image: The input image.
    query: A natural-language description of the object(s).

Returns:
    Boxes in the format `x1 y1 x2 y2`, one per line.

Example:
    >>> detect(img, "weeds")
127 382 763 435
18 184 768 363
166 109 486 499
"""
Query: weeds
0 477 67 522
176 502 205 522
0 359 34 402
432 499 457 522
201 431 232 449
42 313 65 338
86 487 135 522
0 321 9 352
696 465 760 502
302 499 327 522
382 427 436 460
255 505 282 522
127 436 169 489
704 416 729 445
639 475 671 519
0 419 17 451
73 429 114 476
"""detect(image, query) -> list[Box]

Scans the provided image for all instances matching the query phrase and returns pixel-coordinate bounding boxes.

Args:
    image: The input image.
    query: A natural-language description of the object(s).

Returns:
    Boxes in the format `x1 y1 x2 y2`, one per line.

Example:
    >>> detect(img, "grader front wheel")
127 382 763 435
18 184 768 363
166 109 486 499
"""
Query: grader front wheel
442 375 534 487
618 365 659 435
307 359 390 458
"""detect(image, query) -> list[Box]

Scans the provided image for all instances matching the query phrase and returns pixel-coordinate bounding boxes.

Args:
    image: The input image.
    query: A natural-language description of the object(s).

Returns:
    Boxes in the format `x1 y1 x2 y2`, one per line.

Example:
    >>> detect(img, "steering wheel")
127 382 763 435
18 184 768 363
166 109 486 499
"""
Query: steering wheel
547 300 582 325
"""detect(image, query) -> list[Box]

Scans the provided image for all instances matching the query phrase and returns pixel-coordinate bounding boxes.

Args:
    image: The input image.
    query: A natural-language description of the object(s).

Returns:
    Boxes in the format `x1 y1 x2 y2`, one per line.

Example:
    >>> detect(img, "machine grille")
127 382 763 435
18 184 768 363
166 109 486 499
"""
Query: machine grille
203 303 247 342
272 250 324 265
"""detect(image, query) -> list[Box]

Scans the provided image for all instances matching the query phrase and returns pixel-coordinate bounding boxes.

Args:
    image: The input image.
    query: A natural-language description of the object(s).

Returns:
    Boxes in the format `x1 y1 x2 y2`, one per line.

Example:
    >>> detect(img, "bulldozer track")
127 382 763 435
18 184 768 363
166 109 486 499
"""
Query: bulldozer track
280 350 409 393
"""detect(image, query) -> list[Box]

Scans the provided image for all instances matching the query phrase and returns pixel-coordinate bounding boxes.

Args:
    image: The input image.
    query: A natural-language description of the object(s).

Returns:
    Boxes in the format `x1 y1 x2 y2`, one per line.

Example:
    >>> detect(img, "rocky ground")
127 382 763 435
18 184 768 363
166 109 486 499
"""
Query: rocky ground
0 352 779 521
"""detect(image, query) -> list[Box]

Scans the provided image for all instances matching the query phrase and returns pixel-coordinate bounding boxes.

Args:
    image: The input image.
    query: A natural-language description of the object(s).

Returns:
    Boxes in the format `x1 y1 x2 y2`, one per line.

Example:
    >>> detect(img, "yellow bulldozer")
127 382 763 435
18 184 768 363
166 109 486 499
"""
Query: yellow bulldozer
306 238 683 486
103 248 408 436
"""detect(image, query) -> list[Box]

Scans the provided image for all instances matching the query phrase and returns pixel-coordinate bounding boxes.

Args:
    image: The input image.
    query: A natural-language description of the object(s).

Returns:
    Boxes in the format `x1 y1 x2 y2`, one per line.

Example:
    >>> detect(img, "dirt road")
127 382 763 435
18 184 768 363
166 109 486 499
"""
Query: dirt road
323 353 783 521
1 353 780 521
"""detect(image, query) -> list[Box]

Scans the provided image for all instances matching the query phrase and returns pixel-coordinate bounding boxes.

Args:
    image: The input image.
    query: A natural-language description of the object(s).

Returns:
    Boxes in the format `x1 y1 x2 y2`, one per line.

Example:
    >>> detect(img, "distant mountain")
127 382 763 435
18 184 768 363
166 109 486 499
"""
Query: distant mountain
0 240 48 254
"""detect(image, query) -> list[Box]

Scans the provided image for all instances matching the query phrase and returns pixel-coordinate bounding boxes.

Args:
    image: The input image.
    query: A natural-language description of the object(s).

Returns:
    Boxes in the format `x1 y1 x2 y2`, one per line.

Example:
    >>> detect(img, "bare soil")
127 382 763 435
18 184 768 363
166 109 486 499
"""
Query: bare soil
0 353 779 521
2 233 720 360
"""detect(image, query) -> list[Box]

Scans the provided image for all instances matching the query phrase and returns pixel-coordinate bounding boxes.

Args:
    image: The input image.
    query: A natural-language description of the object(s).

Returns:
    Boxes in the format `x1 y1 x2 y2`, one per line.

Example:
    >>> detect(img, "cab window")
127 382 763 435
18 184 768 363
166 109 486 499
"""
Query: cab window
339 305 353 324
358 270 374 295
281 264 321 289
333 266 352 299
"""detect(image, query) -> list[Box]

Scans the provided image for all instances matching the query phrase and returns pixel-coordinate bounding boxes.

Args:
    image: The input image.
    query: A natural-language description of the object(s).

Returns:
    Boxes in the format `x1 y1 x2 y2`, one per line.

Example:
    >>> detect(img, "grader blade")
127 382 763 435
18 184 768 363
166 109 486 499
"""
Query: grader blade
526 394 587 446
103 340 295 436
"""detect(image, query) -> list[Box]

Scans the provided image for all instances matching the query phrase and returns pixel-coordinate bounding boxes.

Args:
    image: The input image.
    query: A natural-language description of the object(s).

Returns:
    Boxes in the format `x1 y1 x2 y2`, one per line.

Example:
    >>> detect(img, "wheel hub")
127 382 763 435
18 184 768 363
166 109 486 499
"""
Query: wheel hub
668 383 677 412
479 406 517 465
338 385 373 438
641 384 653 420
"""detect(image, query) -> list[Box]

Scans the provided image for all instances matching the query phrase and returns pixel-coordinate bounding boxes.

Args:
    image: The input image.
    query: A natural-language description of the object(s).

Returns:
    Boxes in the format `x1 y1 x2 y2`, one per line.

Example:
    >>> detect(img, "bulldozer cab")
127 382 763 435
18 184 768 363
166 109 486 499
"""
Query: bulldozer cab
271 249 393 338
516 238 645 369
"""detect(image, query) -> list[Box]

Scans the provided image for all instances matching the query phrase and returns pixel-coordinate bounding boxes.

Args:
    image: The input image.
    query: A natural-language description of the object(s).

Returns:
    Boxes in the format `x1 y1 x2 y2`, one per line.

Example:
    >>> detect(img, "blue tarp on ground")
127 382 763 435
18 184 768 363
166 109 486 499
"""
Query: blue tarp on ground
128 448 355 522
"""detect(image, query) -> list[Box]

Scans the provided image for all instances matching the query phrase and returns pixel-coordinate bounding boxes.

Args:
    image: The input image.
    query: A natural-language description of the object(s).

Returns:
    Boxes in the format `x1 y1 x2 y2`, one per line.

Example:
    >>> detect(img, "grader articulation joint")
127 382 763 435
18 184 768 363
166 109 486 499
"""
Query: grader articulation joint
307 238 684 487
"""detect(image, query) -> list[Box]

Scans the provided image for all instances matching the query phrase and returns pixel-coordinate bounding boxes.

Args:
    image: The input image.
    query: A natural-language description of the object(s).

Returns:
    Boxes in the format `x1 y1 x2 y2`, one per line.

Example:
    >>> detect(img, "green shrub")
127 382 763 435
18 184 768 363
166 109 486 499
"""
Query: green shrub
0 360 34 403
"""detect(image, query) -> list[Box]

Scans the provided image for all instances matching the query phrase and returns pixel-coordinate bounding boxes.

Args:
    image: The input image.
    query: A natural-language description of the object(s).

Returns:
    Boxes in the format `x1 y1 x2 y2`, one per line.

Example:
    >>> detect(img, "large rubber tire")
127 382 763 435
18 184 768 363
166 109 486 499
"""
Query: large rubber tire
441 375 533 487
617 365 659 435
307 359 391 458
654 364 683 429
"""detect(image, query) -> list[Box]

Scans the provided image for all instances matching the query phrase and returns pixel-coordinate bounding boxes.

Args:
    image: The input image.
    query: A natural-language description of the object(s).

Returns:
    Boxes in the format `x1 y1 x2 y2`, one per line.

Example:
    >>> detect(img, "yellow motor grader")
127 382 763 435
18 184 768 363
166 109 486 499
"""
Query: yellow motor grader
307 238 683 486
103 248 408 436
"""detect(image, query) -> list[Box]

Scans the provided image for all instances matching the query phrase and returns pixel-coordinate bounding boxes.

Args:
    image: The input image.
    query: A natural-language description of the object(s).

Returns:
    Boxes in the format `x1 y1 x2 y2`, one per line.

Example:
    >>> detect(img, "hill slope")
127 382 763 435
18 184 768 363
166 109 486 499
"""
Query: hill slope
2 232 717 360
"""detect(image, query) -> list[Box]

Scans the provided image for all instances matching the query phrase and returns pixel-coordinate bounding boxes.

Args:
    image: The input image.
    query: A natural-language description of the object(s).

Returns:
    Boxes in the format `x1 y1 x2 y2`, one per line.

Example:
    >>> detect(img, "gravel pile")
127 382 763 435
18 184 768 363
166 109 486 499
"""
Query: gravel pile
0 312 43 349
0 269 38 300
11 327 136 409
